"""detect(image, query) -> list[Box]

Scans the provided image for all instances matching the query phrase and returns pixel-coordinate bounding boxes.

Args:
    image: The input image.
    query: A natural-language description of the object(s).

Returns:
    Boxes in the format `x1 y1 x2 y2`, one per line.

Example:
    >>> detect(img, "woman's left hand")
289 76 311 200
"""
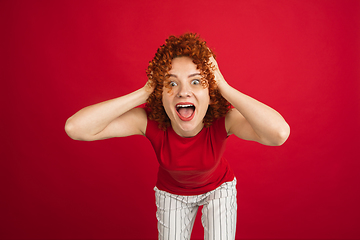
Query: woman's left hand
209 56 228 89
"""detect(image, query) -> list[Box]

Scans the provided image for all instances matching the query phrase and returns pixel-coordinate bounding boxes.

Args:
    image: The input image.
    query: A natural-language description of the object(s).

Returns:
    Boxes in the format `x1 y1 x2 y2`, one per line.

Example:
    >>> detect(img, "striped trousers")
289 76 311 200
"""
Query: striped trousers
154 178 237 240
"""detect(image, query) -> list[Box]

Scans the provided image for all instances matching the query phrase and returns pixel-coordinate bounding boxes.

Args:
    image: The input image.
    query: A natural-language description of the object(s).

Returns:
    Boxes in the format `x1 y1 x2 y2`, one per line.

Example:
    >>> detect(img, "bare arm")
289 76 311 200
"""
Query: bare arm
65 83 153 141
210 57 290 146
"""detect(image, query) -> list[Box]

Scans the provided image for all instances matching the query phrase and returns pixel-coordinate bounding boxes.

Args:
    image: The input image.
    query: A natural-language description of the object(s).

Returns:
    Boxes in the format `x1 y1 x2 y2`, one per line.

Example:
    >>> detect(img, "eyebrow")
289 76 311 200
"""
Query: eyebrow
167 73 202 78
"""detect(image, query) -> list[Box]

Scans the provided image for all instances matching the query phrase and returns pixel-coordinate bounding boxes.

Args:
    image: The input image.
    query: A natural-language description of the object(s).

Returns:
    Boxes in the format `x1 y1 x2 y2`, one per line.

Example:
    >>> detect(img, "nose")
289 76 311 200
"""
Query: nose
176 84 192 98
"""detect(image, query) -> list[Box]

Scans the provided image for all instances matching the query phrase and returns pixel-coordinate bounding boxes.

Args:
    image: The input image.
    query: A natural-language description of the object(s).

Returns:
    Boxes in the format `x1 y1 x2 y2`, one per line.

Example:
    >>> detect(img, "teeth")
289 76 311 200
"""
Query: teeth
177 104 194 108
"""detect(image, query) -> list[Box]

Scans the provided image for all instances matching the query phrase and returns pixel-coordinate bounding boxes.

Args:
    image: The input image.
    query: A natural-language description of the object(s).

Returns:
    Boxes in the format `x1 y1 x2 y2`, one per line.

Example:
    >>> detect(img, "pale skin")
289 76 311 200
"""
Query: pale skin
65 56 290 146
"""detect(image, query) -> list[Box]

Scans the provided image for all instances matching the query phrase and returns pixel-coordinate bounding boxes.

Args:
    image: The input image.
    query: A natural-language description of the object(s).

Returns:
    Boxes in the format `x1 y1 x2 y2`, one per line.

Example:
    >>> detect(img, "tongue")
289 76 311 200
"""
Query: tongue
178 107 194 118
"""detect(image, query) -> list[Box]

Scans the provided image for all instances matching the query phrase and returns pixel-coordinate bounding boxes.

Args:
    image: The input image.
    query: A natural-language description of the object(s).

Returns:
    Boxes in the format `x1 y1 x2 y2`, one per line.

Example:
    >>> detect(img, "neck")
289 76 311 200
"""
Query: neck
171 122 204 138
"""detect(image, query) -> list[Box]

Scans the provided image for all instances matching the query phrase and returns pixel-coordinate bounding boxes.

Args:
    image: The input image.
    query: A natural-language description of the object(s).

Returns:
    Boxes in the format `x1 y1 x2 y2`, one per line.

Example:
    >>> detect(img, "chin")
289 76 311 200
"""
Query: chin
177 120 203 136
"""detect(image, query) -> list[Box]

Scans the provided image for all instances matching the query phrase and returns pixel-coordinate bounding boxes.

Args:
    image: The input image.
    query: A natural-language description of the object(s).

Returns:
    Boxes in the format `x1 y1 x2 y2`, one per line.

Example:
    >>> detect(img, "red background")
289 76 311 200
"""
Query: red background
1 0 360 239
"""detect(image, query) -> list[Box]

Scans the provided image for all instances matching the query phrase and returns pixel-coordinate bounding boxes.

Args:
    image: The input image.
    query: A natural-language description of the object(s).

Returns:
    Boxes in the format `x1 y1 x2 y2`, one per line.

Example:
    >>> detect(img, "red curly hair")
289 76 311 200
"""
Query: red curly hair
145 33 231 130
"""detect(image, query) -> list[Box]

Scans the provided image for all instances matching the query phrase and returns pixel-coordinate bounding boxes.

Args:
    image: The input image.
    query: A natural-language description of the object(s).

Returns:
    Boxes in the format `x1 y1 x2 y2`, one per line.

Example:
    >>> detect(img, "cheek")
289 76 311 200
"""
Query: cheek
201 89 210 104
162 92 173 111
162 86 175 97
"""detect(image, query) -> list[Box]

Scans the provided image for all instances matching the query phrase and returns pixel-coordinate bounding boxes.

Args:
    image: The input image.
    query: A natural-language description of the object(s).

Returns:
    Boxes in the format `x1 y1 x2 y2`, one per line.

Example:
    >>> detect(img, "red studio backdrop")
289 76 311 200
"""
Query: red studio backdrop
1 0 359 239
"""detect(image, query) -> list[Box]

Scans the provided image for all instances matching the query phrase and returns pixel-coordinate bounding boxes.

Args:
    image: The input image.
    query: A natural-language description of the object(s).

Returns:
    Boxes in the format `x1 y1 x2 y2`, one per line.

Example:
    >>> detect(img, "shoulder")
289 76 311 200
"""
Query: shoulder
144 109 162 137
209 116 228 138
212 115 226 128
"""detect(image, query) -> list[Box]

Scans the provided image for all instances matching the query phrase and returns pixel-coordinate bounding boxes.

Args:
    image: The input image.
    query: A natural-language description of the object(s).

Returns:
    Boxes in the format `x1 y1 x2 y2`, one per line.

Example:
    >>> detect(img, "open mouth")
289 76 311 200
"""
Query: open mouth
176 103 195 121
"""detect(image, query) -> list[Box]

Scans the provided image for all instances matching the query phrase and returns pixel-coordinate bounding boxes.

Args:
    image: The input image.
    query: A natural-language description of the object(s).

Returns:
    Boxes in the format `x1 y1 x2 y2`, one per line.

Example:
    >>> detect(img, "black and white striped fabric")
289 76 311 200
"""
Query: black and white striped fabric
154 178 237 240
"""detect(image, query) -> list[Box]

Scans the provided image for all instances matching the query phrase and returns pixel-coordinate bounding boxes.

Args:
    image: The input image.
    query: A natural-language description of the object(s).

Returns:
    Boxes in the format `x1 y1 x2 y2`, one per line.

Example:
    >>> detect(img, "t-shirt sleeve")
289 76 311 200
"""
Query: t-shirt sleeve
212 116 228 139
144 109 161 141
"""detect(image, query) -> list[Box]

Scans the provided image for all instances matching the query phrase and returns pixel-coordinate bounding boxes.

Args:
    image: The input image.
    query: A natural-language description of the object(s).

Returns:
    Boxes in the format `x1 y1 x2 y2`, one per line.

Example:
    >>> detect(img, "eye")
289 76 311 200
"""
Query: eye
191 79 200 85
169 81 177 87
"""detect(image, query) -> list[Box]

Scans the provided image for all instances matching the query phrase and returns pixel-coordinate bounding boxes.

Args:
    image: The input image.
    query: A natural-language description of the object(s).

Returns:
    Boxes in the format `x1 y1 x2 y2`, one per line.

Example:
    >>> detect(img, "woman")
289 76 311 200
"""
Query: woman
65 33 290 240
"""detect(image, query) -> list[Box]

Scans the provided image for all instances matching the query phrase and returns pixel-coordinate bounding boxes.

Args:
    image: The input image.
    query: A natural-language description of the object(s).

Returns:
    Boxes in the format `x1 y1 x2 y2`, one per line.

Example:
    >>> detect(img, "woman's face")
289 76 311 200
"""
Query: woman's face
162 56 210 137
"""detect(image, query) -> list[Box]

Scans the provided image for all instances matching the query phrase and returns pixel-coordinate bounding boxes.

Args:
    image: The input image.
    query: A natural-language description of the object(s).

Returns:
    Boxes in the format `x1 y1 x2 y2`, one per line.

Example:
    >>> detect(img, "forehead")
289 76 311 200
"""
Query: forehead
169 57 199 75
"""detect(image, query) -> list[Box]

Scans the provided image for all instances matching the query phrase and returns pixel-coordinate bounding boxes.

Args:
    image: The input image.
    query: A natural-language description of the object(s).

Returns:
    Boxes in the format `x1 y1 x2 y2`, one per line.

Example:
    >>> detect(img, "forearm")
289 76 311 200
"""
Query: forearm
65 87 150 139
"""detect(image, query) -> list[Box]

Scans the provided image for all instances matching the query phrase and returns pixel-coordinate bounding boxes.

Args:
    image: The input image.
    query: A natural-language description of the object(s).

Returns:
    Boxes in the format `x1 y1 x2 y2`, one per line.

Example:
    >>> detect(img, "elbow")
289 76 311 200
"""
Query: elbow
262 122 290 146
65 118 85 141
273 123 290 146
65 118 77 140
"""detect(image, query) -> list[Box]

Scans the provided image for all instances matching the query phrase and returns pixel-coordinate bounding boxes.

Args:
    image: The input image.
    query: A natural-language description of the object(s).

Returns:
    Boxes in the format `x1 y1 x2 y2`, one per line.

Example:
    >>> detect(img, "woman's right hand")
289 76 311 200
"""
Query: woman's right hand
144 79 155 93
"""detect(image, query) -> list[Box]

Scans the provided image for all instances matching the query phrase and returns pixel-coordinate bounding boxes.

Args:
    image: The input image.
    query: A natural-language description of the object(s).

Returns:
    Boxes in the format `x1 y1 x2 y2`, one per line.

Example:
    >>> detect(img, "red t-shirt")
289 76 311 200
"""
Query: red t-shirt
145 116 235 195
